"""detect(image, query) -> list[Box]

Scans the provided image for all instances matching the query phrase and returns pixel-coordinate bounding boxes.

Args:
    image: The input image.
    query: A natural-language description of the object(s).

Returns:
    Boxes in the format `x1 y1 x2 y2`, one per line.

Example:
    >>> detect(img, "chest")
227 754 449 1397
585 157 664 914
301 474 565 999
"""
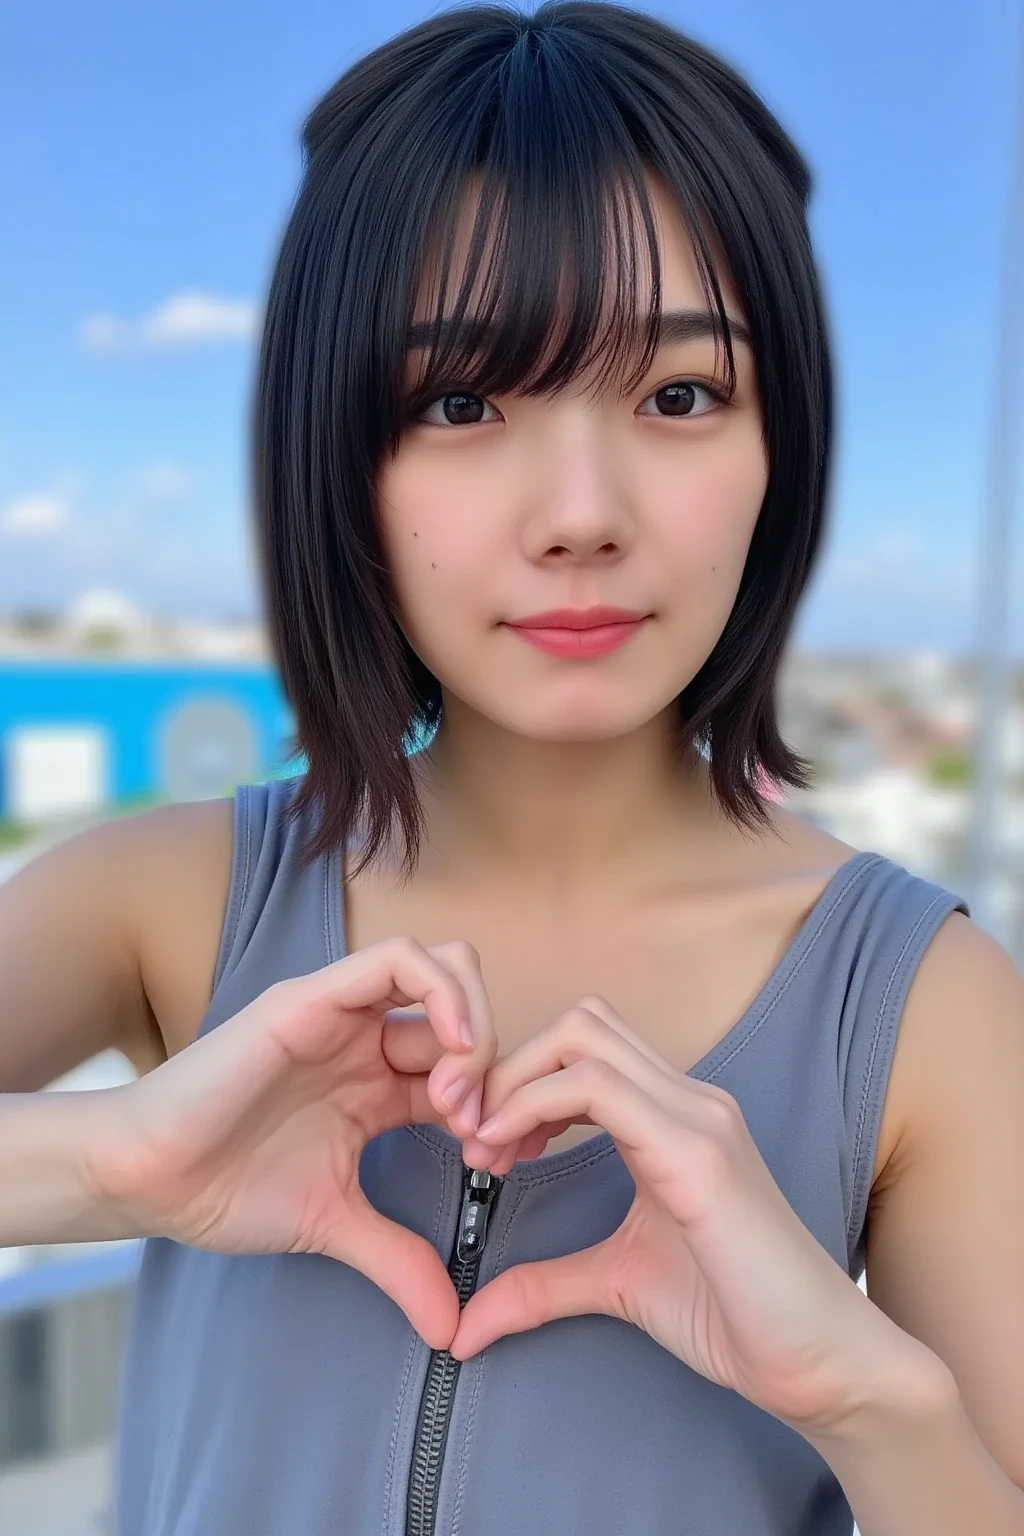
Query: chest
342 868 879 1161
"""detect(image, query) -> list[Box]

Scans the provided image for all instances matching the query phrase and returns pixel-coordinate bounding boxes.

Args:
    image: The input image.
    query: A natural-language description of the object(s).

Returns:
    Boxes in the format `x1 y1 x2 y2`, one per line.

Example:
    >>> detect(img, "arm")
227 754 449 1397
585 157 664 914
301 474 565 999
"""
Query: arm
0 799 233 1245
0 1086 144 1245
0 813 164 1093
803 912 1024 1532
803 1365 1024 1536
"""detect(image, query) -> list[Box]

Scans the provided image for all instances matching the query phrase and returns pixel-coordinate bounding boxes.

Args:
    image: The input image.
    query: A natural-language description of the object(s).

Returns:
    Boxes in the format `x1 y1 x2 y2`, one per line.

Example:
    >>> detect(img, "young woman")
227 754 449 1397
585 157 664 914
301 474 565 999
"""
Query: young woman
2 4 1022 1533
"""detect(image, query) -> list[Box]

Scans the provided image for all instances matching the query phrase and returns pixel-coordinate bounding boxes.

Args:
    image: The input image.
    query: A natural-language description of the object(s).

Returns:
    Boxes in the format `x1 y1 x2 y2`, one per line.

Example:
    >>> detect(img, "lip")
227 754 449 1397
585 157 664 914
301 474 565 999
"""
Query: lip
505 606 649 630
505 615 648 659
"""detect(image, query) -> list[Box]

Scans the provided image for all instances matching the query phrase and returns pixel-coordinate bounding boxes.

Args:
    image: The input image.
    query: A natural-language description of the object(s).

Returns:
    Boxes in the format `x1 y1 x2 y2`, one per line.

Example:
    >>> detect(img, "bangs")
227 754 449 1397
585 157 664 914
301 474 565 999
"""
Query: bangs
370 36 742 450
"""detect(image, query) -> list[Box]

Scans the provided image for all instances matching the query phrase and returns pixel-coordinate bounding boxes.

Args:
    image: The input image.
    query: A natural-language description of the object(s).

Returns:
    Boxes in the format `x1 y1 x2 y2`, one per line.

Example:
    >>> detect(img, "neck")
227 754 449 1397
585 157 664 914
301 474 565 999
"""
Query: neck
404 696 742 901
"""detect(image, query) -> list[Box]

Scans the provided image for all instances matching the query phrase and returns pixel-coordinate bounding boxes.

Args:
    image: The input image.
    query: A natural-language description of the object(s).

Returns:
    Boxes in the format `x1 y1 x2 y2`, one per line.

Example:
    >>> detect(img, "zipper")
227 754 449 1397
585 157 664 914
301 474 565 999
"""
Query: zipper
404 1164 503 1536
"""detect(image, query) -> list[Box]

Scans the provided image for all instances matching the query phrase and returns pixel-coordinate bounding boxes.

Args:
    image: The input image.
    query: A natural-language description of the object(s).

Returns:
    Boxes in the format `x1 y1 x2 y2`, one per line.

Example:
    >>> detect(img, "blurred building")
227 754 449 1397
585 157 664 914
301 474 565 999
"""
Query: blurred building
0 588 268 663
0 590 297 828
0 659 296 826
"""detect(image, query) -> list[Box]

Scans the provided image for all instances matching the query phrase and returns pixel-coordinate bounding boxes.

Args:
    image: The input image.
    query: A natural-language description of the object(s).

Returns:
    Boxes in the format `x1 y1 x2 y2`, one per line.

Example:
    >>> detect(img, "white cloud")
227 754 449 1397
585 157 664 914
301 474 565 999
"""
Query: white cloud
79 290 260 352
0 492 70 538
0 458 193 574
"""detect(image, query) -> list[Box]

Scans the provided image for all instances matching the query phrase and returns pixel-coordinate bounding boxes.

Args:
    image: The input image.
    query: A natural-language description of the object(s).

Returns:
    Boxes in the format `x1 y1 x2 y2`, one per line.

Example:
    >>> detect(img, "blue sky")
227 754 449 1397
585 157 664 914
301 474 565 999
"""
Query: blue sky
1 0 1022 652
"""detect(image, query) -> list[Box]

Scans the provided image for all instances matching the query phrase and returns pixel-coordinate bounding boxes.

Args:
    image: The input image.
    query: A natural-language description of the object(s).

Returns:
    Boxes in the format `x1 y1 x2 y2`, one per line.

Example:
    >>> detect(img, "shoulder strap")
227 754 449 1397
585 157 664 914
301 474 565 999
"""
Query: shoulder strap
210 781 262 994
200 776 335 1038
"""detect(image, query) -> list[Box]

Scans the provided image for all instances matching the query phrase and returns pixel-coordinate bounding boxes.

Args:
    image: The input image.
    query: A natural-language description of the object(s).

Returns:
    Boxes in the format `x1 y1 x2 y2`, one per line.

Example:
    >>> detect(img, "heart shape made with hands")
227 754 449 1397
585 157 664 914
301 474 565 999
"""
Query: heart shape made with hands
382 1003 578 1171
383 994 915 1434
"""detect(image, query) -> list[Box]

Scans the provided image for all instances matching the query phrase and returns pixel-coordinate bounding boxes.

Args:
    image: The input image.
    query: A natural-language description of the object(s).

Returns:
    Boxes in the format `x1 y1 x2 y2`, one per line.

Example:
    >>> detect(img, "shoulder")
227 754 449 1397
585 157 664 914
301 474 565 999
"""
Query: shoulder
0 795 238 1089
876 907 1024 1189
116 794 236 896
116 795 238 1064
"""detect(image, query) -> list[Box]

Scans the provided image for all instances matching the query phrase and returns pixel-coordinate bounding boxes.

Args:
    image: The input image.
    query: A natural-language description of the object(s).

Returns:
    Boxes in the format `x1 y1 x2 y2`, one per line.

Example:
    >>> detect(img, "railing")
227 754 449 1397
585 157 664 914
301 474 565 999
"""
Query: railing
0 1245 140 1470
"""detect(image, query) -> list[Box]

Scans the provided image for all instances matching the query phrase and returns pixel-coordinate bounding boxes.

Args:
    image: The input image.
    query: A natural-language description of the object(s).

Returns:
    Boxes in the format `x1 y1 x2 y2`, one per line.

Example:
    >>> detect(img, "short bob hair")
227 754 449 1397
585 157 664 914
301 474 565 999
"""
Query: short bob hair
253 0 832 880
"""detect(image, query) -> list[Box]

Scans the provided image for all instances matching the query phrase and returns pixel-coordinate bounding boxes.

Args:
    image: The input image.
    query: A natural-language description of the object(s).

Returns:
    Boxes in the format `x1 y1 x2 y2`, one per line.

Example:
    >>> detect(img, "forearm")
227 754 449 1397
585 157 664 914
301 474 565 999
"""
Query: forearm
0 1088 144 1246
804 1354 1024 1536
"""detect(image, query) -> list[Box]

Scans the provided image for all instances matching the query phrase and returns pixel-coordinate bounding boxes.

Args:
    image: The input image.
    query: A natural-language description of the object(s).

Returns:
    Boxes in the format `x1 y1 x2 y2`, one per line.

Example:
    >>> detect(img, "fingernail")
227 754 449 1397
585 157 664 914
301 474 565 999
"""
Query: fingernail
443 1076 469 1110
460 1080 482 1133
459 1019 474 1049
476 1114 503 1139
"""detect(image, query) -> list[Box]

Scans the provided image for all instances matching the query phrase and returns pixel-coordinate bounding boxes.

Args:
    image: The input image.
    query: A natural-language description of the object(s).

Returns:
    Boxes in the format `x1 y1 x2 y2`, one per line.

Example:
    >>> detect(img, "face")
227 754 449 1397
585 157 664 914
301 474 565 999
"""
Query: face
375 173 768 745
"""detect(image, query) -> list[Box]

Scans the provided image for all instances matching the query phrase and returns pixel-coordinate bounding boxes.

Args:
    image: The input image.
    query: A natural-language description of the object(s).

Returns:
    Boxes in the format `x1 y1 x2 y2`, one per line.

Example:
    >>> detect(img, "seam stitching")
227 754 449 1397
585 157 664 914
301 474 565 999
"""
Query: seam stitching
700 856 882 1084
847 891 948 1257
213 785 250 991
240 787 253 917
322 849 334 964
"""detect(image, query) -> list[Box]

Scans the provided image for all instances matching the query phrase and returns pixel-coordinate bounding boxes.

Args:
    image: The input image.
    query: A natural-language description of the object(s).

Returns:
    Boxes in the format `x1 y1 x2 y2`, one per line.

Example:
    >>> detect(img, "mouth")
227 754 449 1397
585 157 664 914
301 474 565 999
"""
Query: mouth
506 605 649 630
503 616 648 659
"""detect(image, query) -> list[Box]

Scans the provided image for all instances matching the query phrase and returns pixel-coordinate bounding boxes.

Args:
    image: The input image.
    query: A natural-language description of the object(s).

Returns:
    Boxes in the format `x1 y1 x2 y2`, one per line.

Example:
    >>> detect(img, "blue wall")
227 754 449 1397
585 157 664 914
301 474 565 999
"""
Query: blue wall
0 659 297 817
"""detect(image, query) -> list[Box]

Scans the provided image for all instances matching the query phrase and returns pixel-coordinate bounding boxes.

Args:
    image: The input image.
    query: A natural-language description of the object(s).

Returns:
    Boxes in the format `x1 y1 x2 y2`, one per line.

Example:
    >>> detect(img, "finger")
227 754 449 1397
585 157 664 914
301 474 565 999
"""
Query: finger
381 1012 491 1137
325 1187 459 1352
461 1136 522 1176
380 1012 444 1075
283 936 476 1060
485 1139 523 1176
398 1077 515 1160
518 1126 560 1159
450 1243 614 1359
402 1072 461 1128
474 1058 671 1153
460 1117 575 1168
477 1001 684 1130
422 941 498 1133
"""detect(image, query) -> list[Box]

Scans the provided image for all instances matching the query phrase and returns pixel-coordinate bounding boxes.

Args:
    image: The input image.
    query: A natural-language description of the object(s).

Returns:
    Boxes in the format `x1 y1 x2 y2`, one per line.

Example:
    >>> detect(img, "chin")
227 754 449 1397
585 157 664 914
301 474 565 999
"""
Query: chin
490 698 659 742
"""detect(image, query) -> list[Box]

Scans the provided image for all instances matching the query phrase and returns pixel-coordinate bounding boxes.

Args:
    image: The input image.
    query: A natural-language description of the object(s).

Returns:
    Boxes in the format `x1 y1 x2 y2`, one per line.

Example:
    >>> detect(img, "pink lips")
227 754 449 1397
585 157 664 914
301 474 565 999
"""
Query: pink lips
507 605 648 630
504 609 649 659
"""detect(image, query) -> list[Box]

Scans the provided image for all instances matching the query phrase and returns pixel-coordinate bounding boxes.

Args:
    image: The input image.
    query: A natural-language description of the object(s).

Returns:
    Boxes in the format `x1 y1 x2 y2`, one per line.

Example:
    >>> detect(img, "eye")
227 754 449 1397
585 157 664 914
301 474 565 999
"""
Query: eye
418 391 501 428
636 380 729 419
414 377 730 428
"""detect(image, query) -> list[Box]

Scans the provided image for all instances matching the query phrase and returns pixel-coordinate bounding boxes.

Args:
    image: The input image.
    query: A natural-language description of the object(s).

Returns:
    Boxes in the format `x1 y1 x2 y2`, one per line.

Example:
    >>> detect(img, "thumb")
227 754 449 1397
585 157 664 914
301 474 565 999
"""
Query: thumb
325 1187 459 1351
449 1242 612 1360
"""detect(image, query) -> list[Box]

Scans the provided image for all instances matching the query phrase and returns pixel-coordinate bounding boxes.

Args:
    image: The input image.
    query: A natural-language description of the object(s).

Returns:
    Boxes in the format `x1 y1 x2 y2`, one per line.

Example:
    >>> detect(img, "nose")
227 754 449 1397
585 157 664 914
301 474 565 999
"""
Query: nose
523 413 633 564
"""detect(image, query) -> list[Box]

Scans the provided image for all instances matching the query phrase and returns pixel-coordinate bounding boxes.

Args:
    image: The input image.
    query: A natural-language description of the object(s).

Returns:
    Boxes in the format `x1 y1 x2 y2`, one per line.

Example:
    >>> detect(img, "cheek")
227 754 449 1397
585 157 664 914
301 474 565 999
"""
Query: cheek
663 439 767 579
376 459 493 642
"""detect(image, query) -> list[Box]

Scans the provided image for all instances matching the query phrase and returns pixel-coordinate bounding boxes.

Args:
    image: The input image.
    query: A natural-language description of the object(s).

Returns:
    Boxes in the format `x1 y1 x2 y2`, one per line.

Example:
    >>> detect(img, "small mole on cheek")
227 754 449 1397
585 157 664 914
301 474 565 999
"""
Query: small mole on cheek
431 562 436 569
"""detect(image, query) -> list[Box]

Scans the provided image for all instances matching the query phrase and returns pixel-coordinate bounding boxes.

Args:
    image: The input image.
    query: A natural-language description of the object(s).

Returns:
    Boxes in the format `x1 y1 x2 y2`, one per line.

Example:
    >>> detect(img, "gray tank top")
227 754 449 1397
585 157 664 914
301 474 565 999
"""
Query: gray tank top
114 776 969 1535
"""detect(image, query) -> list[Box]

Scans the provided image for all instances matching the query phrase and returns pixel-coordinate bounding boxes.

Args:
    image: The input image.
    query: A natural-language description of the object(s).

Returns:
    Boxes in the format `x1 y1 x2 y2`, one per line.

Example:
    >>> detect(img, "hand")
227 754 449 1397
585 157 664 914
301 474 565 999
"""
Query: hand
91 938 497 1349
452 997 916 1434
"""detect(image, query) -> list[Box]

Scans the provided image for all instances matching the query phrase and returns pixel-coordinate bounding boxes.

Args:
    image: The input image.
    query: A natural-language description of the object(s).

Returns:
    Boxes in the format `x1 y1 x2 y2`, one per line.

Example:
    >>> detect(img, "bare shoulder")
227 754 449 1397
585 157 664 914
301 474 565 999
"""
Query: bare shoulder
0 796 235 1091
116 796 237 1062
875 909 1024 1187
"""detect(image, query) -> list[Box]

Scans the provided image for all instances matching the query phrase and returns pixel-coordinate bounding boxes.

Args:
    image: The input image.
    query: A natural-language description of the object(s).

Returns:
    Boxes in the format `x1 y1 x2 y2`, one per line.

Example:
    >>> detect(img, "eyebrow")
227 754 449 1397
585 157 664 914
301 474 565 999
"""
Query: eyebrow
405 306 752 353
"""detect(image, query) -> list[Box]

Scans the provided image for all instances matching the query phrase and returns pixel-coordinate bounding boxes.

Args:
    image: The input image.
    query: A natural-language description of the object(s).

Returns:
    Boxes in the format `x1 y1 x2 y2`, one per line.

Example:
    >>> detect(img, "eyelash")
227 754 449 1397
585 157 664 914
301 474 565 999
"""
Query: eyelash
411 377 733 428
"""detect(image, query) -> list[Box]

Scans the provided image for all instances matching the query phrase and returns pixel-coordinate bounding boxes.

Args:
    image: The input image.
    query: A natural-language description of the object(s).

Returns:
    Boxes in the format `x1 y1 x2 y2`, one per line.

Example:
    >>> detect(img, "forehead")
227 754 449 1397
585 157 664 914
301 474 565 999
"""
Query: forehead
411 166 744 329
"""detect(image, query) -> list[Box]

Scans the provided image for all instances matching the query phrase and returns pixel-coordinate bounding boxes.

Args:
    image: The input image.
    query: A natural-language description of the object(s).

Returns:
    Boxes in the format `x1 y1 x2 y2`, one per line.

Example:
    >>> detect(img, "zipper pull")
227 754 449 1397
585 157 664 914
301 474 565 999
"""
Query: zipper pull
456 1168 501 1262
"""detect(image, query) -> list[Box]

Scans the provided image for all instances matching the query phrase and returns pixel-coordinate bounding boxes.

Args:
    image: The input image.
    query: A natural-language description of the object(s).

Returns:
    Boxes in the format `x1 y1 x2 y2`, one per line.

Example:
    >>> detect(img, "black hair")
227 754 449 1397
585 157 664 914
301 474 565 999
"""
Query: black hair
253 0 832 880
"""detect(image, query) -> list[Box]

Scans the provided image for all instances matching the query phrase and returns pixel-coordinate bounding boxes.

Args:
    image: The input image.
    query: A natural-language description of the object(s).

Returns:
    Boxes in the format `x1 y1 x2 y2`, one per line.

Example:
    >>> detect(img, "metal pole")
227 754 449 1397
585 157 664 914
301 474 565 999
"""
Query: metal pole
966 0 1024 939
